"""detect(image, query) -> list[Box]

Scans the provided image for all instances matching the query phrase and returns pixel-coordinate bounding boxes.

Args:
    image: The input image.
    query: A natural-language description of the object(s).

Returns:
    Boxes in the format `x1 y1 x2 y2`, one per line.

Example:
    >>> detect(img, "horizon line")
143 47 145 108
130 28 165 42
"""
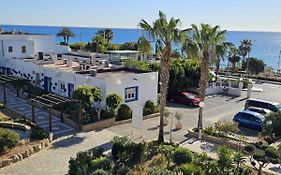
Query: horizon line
1 23 281 33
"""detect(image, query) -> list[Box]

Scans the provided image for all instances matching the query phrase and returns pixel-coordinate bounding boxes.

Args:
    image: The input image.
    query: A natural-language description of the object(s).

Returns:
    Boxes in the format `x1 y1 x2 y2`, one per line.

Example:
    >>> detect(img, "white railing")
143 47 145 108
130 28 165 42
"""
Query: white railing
206 80 243 96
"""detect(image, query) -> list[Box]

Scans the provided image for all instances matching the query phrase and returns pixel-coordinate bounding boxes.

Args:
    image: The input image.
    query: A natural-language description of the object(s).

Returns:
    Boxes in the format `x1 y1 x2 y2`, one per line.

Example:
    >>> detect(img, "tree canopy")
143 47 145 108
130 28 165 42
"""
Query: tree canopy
57 27 75 45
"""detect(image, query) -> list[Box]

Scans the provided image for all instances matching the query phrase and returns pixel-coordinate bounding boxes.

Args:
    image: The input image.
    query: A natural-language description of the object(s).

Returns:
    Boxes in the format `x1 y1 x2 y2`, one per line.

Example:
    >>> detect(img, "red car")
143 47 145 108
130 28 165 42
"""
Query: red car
170 92 200 106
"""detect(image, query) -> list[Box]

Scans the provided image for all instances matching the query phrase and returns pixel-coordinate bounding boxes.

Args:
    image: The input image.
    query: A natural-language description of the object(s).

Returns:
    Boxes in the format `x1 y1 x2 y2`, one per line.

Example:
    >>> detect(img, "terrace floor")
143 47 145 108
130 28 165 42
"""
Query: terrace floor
0 87 76 139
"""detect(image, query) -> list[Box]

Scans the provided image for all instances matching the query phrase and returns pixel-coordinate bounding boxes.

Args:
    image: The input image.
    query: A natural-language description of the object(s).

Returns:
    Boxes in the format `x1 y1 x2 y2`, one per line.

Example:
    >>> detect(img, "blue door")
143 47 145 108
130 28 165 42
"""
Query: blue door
6 68 11 75
43 77 52 92
68 83 74 98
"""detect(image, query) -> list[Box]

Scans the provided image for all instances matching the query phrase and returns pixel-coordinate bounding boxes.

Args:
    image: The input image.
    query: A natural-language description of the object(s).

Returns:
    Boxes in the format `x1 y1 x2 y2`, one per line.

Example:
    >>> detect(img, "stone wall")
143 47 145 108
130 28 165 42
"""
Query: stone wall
0 137 52 168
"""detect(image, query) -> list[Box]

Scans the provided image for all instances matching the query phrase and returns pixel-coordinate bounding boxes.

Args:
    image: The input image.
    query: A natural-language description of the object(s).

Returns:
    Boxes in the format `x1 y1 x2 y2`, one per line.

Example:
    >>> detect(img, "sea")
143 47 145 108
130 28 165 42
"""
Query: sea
1 24 281 71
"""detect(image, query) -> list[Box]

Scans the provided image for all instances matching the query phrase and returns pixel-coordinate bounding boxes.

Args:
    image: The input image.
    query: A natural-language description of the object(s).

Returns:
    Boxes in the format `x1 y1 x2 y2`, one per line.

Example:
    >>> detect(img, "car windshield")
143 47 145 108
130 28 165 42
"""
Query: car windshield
276 104 281 110
186 94 195 99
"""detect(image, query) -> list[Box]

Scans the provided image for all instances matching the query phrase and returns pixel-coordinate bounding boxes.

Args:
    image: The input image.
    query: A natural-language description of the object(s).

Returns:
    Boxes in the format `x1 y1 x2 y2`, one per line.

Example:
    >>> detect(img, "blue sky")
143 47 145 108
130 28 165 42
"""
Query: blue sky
1 0 281 32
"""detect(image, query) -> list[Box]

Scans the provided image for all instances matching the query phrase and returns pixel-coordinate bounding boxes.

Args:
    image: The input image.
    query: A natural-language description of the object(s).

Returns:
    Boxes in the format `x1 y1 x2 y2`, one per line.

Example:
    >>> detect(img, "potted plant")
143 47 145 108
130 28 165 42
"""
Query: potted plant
164 108 169 126
175 111 183 130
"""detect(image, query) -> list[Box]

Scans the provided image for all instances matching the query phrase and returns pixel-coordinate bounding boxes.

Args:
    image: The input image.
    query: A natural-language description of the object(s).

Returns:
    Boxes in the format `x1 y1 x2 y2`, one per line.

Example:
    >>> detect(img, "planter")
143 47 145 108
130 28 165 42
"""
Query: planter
81 118 115 132
164 119 169 126
175 122 182 130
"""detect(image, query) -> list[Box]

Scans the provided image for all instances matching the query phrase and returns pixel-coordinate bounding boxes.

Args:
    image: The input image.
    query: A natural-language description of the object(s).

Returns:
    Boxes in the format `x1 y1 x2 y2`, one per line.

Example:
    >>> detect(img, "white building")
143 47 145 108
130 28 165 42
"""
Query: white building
108 50 139 62
0 34 70 61
0 33 158 112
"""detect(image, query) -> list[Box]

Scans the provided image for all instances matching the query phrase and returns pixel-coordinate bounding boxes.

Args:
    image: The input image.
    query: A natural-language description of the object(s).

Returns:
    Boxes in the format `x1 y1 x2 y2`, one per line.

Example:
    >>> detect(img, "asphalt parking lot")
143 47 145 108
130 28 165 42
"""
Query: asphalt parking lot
107 82 281 142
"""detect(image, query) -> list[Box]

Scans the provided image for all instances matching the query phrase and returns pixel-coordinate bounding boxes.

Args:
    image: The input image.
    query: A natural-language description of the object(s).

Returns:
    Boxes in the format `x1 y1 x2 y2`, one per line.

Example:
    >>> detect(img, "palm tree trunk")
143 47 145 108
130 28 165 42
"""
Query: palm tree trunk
215 58 220 75
199 50 209 101
197 49 209 135
158 47 171 143
63 36 66 44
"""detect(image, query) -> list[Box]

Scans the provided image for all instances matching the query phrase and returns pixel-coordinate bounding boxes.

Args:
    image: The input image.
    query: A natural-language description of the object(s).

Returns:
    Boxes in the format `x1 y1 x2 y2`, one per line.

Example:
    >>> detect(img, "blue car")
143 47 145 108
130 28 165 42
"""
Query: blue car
233 110 265 130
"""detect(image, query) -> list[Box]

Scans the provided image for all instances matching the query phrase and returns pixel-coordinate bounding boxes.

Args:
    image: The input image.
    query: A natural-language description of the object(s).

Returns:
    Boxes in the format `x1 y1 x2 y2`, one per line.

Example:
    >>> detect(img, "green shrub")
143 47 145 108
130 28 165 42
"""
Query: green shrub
261 111 281 143
91 169 108 175
244 144 255 153
101 109 115 119
148 169 175 175
118 166 132 175
242 79 249 89
117 104 132 121
0 127 20 154
0 103 4 109
214 120 239 136
173 147 193 165
202 126 218 137
143 100 159 116
68 148 104 175
30 128 49 140
181 163 204 175
106 94 122 110
91 157 114 172
111 136 145 164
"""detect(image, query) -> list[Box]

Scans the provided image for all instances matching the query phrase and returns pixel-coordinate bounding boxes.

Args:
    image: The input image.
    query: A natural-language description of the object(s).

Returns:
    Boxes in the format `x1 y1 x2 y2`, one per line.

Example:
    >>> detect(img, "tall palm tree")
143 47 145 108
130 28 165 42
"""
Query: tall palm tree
239 39 252 75
57 27 75 45
228 46 241 71
97 29 114 42
214 42 233 75
139 11 183 143
189 24 227 137
137 37 152 60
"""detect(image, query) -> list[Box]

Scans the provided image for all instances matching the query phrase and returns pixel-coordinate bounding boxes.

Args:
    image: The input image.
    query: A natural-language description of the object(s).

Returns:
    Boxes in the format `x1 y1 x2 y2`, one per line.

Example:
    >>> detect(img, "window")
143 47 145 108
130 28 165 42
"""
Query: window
125 86 138 102
58 81 66 92
21 46 26 53
8 46 13 53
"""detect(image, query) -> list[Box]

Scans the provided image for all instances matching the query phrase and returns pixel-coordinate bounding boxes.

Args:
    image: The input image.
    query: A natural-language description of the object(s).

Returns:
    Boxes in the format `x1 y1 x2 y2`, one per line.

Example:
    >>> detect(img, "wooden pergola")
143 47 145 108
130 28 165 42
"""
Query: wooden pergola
31 94 82 131
0 74 30 105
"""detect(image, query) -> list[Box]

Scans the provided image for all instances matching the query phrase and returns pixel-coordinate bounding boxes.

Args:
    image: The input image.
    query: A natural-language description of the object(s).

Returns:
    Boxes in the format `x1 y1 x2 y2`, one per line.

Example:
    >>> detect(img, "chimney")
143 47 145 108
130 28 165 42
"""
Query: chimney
67 59 73 67
90 69 97 77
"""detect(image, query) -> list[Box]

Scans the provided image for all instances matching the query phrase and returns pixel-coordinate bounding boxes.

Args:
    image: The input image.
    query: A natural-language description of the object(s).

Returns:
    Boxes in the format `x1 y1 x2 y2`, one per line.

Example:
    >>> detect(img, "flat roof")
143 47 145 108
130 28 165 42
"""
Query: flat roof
107 50 139 54
77 67 151 79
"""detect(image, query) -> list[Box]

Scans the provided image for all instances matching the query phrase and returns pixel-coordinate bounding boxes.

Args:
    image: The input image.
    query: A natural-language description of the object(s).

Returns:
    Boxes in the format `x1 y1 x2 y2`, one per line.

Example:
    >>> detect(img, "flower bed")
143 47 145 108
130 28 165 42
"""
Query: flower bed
187 130 246 150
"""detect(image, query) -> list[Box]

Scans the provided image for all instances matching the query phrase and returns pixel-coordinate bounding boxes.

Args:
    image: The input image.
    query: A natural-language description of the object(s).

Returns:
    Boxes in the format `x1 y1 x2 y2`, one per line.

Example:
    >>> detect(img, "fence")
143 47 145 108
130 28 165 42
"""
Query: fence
206 80 243 96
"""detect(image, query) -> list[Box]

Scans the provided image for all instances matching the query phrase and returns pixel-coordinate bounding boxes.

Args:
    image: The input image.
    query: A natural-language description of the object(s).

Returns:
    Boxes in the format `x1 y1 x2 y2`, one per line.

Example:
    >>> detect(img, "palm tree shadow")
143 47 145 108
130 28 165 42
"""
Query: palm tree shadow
236 97 248 102
147 125 159 131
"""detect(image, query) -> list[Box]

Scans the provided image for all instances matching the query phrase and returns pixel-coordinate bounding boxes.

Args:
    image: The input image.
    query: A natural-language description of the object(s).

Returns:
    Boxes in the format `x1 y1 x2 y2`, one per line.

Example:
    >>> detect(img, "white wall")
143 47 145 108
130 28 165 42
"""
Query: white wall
0 34 70 59
2 40 34 58
105 71 158 110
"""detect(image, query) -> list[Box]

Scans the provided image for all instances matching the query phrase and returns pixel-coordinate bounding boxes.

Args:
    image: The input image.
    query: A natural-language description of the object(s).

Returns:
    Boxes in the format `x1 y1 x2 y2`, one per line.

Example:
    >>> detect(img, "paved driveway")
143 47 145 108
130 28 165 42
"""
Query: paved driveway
0 130 117 175
107 82 281 143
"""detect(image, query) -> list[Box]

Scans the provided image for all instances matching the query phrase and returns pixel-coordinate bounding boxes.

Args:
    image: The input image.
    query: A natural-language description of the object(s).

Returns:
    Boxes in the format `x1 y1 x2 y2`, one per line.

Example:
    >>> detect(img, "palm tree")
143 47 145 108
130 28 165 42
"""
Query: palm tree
139 11 183 143
137 37 152 60
214 42 233 75
97 29 114 42
228 46 241 71
189 24 227 138
239 39 253 75
57 27 75 45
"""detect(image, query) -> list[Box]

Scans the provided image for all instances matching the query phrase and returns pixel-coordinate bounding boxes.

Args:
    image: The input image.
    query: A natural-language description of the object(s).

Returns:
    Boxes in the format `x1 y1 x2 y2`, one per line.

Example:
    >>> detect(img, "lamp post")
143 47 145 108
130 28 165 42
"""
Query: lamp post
169 112 174 143
197 101 205 140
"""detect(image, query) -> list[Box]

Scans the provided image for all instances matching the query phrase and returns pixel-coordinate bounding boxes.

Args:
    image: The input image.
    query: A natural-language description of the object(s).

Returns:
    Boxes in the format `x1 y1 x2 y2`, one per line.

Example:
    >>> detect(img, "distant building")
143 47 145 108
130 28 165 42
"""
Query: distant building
0 33 158 112
107 50 139 62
